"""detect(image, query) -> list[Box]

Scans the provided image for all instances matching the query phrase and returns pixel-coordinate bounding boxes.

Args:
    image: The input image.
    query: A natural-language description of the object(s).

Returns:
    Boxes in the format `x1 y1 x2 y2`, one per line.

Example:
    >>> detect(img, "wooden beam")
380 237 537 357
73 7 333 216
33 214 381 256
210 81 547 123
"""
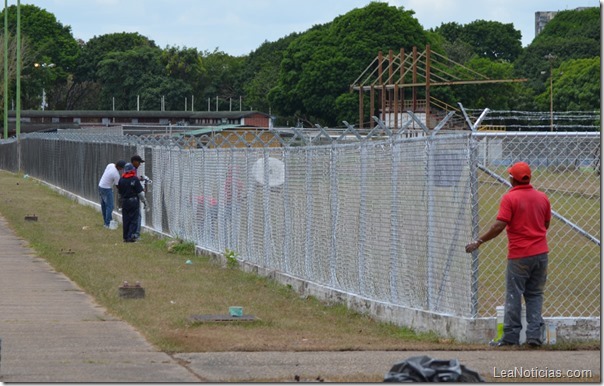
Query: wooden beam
352 78 528 91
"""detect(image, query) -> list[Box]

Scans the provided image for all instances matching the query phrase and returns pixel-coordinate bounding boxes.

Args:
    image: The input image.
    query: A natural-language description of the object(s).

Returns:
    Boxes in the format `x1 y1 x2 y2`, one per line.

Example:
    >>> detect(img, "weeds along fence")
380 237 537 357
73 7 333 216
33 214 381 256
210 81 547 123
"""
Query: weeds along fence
0 120 599 341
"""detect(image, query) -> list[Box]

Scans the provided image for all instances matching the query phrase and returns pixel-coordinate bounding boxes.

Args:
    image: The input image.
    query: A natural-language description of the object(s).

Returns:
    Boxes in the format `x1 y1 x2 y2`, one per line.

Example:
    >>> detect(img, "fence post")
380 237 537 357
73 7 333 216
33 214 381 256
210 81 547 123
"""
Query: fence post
469 133 480 318
282 150 292 273
460 104 490 318
262 149 272 267
304 148 314 278
329 143 338 286
389 137 400 303
426 134 435 310
358 141 368 295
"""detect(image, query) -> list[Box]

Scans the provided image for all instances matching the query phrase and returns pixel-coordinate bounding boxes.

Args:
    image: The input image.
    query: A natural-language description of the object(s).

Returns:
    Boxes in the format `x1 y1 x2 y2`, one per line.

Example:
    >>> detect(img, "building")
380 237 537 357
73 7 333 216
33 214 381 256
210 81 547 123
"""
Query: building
6 110 273 135
535 7 594 37
535 11 558 37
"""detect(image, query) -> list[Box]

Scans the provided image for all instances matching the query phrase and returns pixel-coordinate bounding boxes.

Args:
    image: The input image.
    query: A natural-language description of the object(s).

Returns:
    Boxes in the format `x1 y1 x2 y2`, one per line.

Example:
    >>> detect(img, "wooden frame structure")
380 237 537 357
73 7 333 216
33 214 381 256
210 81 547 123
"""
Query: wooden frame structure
350 45 527 129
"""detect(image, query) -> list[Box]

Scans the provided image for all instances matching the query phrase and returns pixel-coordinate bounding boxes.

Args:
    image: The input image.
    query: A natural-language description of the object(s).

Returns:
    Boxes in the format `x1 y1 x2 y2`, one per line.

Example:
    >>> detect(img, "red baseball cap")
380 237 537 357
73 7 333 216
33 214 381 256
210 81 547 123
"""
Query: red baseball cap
508 162 531 182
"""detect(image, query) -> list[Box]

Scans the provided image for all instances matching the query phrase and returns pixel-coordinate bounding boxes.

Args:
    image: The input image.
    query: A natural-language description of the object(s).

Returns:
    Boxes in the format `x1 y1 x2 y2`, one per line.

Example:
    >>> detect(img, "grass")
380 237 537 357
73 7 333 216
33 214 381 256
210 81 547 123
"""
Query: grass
0 170 461 354
0 169 599 382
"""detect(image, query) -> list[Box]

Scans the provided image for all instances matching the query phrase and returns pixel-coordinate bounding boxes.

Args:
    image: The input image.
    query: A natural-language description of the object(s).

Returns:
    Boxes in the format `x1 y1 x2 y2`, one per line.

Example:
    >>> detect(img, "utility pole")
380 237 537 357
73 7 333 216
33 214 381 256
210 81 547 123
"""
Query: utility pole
15 0 20 139
544 53 556 132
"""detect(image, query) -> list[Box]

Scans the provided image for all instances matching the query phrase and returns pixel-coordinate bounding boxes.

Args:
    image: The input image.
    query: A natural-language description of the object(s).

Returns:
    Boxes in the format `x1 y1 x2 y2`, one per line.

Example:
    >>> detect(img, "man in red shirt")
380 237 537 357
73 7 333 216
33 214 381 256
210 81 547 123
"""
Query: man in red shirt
465 162 551 347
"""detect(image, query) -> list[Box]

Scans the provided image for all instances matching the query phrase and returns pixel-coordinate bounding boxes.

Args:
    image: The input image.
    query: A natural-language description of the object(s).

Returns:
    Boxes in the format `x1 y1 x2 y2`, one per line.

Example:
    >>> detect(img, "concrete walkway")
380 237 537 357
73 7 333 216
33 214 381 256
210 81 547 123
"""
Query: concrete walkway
0 216 202 382
0 215 600 382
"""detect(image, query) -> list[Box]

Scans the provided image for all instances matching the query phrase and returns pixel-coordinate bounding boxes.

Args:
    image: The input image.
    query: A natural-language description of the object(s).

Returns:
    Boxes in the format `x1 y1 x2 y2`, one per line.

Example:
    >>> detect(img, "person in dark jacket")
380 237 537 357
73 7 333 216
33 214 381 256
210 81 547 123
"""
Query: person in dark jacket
130 154 146 239
118 163 148 242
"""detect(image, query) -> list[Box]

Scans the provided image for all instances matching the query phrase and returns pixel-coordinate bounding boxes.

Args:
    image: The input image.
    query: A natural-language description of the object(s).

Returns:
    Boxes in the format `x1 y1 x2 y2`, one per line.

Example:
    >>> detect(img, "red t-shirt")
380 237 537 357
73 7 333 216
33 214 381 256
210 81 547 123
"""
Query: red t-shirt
496 184 551 259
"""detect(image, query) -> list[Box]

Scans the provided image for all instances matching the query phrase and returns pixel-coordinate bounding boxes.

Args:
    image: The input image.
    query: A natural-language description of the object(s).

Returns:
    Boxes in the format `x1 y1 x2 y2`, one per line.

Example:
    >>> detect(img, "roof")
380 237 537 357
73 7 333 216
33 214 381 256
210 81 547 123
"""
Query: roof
9 110 271 119
179 126 231 136
189 111 271 119
177 124 276 137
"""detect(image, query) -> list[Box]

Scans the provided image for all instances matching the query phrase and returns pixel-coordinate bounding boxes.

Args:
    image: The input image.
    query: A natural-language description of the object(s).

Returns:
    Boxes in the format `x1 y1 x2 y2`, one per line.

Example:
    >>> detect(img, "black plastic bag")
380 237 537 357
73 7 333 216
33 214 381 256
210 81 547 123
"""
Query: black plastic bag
384 355 484 382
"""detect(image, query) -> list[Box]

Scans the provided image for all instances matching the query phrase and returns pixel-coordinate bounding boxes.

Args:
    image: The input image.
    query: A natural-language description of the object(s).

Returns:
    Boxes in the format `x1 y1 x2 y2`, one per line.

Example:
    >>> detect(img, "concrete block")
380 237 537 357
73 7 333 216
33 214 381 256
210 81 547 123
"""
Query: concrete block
118 283 145 299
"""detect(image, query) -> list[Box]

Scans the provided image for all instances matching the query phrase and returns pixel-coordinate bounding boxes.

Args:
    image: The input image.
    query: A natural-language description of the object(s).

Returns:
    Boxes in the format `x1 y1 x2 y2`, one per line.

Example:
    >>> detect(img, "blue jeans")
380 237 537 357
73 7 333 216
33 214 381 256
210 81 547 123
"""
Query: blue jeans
99 187 114 226
502 253 548 344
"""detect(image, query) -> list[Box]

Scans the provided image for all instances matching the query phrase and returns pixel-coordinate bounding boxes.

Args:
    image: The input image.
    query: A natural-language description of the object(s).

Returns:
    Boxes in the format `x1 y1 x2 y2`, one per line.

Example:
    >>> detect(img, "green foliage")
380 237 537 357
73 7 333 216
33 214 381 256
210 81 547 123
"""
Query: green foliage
270 2 428 126
512 7 600 110
76 32 157 82
165 239 196 255
200 49 246 105
243 34 299 114
96 46 165 110
0 4 79 110
225 248 239 269
1 3 600 121
451 57 521 109
435 20 522 62
535 57 600 111
161 46 206 95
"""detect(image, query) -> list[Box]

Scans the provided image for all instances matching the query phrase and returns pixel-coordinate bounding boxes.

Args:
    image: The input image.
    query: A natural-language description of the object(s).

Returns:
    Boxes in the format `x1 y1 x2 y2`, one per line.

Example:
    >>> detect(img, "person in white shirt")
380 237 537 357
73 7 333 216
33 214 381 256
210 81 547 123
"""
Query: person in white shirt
98 160 126 228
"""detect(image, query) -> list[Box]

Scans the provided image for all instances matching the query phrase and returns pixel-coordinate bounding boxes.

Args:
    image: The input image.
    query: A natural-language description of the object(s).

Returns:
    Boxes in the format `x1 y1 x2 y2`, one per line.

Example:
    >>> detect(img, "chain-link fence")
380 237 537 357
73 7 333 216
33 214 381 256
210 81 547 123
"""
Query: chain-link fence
473 132 600 318
0 114 599 336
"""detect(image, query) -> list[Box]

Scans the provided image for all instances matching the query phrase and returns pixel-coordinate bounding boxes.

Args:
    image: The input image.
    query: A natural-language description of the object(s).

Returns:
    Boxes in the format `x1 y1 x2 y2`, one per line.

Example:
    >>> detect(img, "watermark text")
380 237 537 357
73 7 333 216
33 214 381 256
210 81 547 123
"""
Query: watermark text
493 367 593 379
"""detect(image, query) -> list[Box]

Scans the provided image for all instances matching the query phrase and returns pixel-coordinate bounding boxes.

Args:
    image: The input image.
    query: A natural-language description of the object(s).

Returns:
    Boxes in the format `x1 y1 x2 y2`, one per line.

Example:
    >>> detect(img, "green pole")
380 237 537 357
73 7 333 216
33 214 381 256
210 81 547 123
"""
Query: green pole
15 0 19 139
3 0 7 139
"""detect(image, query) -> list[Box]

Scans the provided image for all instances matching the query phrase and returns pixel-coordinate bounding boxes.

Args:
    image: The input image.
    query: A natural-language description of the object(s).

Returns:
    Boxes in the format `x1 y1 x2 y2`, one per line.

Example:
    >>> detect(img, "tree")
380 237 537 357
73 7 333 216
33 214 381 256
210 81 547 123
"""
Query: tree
270 2 428 126
513 7 600 110
161 46 205 97
535 57 600 111
242 34 299 115
96 46 165 110
66 32 157 109
200 49 246 111
138 76 193 111
0 33 31 125
434 20 522 62
451 57 523 110
0 4 79 110
76 32 157 82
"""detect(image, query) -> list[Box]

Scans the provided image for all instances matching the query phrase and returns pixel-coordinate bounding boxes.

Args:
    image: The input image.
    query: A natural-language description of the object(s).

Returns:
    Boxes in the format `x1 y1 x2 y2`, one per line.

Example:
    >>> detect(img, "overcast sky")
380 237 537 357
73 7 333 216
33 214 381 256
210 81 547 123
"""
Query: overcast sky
19 0 601 56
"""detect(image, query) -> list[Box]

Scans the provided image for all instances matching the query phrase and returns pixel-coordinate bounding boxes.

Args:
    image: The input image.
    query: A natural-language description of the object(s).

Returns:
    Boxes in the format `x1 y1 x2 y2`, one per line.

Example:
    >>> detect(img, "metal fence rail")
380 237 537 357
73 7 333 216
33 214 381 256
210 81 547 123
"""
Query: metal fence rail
0 121 600 325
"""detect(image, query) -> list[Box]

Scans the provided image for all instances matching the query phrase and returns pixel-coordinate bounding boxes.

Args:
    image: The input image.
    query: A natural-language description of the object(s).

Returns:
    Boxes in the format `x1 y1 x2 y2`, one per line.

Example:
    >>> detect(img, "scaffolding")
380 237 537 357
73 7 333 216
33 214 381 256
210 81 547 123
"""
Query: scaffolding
350 45 527 130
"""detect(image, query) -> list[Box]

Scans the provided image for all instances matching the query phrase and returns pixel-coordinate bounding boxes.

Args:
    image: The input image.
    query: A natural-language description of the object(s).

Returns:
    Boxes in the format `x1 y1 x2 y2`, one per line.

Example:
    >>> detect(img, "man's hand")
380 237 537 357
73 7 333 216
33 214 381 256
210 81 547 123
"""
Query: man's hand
465 240 482 253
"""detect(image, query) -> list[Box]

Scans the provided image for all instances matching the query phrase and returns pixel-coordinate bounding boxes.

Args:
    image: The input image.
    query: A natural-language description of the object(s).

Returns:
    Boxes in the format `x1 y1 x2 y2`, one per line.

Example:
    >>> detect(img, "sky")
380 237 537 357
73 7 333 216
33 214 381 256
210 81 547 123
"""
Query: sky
18 0 602 56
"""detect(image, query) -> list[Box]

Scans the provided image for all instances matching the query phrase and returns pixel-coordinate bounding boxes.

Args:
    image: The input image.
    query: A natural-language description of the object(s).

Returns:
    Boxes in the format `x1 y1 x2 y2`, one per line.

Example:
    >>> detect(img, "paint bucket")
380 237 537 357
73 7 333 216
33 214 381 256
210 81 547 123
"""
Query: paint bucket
545 323 557 344
109 220 118 230
229 306 243 317
496 305 527 344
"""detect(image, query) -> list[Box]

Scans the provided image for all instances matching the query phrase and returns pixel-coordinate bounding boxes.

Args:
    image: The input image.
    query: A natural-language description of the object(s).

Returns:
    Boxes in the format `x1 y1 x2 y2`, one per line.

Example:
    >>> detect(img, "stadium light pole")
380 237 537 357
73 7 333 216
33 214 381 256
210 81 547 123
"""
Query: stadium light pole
34 62 55 110
544 53 556 132
15 0 20 139
3 0 7 139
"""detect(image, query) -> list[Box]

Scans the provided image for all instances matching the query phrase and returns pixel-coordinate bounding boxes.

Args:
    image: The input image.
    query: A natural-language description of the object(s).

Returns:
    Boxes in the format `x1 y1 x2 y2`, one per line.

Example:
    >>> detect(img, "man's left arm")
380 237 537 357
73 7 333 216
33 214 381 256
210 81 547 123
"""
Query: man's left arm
465 220 507 253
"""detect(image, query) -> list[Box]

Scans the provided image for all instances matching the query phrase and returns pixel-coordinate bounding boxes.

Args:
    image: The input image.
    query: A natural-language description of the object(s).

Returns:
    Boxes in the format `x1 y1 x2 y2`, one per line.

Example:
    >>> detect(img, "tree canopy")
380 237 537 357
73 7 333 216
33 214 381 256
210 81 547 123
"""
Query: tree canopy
434 20 522 62
0 3 599 128
270 2 428 126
